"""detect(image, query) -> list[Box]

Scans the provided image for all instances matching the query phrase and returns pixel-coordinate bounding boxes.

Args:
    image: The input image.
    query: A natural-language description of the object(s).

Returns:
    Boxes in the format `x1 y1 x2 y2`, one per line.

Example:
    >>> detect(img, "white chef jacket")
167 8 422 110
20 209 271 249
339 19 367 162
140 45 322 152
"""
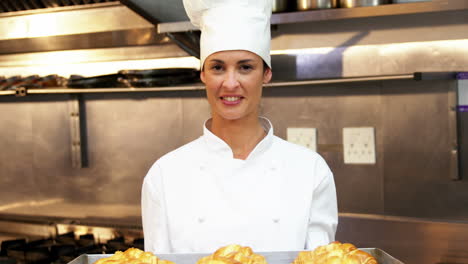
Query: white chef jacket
142 117 337 254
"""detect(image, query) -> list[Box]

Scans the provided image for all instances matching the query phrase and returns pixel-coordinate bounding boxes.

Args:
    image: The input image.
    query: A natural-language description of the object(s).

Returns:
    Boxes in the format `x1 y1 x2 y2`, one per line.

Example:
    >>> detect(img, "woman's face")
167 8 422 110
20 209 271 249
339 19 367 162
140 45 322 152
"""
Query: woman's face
201 50 272 122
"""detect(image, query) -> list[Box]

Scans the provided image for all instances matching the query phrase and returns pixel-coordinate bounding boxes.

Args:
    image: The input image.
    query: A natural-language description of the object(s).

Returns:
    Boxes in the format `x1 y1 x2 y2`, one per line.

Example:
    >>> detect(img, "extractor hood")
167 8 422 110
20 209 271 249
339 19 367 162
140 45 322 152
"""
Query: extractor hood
0 0 118 13
119 0 199 58
119 0 188 24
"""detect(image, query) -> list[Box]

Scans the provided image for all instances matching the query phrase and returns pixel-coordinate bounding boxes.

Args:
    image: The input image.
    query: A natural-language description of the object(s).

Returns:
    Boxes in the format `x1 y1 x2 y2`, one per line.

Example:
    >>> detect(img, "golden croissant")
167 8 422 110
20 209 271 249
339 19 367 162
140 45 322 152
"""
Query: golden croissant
94 248 175 264
292 241 378 264
197 244 267 264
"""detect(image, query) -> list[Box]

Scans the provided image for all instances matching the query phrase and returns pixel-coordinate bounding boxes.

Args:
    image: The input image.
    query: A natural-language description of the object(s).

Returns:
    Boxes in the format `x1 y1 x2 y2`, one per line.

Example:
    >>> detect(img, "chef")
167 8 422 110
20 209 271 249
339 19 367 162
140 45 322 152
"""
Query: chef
141 0 338 254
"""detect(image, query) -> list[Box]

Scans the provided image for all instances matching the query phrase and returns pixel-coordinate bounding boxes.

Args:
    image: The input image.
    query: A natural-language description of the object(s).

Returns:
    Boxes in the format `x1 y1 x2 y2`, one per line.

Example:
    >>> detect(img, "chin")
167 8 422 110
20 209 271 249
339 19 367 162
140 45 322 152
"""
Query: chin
218 113 245 121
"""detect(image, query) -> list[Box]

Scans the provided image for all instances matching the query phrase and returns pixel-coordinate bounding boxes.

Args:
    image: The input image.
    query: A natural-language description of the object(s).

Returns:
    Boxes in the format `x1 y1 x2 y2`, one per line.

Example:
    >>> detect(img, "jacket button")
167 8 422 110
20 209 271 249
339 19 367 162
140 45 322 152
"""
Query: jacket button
198 217 205 223
272 218 280 223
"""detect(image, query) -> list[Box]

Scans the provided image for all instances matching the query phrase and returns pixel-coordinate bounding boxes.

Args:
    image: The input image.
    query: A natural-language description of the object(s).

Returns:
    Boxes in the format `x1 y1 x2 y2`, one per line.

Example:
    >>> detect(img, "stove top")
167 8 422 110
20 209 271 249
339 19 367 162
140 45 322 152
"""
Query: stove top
0 233 144 264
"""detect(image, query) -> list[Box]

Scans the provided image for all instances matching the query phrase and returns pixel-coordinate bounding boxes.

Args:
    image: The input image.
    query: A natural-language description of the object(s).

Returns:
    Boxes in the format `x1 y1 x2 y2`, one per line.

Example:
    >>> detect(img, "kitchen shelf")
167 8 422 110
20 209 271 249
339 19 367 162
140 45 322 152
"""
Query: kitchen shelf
157 0 468 33
0 90 15 96
0 74 414 97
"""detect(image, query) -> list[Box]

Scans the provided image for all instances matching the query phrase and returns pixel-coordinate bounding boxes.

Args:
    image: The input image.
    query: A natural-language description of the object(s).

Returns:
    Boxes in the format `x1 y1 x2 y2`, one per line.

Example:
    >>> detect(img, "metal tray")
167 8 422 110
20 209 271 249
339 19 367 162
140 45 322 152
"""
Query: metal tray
69 248 404 264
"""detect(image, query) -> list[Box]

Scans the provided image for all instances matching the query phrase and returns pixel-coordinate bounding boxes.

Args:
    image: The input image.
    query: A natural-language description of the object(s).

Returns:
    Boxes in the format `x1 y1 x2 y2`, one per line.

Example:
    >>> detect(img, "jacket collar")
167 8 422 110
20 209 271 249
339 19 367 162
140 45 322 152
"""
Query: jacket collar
202 117 274 161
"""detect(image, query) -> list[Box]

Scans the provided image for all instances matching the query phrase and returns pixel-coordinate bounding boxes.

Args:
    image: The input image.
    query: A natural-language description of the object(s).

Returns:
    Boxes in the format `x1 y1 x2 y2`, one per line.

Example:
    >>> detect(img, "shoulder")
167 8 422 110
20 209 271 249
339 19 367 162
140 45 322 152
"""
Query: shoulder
158 137 205 165
270 135 333 185
271 135 326 164
145 137 205 179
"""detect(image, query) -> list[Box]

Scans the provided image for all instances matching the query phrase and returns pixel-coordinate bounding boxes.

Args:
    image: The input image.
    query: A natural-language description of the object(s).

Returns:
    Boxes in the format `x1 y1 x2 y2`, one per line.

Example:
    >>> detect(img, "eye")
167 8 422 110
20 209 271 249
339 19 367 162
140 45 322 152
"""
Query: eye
210 64 223 71
240 64 253 72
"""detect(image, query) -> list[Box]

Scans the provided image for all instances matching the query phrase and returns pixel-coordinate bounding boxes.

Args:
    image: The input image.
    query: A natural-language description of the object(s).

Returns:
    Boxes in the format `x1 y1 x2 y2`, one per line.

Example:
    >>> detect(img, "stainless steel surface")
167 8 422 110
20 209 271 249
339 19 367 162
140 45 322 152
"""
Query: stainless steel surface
70 250 402 264
448 82 459 180
0 220 56 238
27 86 206 94
0 47 197 78
0 0 118 14
0 75 414 96
272 0 468 24
0 215 142 243
69 95 84 168
0 2 119 17
0 90 15 96
0 3 152 40
0 79 466 220
393 0 432 3
272 0 288 13
157 22 198 34
157 1 468 33
459 111 468 180
297 0 338 10
0 46 188 67
340 0 387 8
0 28 171 55
166 32 200 58
270 39 468 80
337 213 468 264
120 0 189 23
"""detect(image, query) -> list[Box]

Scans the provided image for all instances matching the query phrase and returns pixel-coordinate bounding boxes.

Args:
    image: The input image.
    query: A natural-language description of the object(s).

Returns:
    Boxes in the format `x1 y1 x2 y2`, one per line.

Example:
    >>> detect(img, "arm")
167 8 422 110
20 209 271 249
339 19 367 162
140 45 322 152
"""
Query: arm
141 163 172 253
305 157 338 250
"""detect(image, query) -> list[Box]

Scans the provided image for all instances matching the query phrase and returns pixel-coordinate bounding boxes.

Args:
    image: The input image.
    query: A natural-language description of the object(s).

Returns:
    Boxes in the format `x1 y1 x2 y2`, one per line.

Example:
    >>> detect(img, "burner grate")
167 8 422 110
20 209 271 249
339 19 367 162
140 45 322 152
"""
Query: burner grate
1 234 144 264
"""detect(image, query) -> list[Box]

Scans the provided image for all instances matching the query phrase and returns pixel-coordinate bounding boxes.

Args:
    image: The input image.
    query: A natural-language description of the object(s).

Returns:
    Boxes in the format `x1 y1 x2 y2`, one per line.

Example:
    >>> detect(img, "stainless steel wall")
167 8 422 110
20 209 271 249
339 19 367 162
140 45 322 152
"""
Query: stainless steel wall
0 79 466 223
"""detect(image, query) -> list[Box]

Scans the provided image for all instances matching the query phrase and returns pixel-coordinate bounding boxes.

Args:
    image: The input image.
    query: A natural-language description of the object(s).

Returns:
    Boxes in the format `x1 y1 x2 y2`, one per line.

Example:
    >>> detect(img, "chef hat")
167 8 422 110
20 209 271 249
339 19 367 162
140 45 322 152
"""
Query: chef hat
183 0 273 69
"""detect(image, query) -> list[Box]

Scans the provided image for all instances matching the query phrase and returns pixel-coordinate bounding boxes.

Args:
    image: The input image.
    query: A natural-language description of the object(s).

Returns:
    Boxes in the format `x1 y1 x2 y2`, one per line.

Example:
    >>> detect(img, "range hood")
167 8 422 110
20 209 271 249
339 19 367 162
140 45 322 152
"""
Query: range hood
119 0 199 57
0 0 118 13
120 0 188 23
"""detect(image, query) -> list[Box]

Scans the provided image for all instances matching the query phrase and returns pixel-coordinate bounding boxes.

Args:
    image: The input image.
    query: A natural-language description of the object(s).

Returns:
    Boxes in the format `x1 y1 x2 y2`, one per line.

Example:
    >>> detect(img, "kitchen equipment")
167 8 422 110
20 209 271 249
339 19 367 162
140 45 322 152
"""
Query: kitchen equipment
272 0 288 13
70 249 404 264
118 68 198 78
1 235 144 264
69 248 403 264
126 75 200 88
393 0 429 3
1 239 25 256
340 0 389 8
119 68 200 88
0 76 22 91
297 0 337 10
0 257 16 264
66 74 128 88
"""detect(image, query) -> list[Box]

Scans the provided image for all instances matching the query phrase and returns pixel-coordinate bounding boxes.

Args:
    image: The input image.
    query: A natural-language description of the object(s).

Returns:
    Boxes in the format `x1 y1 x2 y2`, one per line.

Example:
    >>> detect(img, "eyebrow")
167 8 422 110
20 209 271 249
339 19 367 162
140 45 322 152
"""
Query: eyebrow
238 59 254 64
207 59 255 64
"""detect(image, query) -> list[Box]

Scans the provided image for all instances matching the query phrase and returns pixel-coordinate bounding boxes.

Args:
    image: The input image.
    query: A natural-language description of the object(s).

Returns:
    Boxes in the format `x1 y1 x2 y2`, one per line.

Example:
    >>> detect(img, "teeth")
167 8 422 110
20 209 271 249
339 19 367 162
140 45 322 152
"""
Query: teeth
223 96 240 102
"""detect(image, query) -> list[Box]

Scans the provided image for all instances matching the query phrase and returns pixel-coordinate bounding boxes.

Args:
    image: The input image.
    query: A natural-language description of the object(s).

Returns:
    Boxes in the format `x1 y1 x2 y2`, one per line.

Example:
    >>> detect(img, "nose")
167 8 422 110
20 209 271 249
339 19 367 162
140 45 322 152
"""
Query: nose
222 70 240 90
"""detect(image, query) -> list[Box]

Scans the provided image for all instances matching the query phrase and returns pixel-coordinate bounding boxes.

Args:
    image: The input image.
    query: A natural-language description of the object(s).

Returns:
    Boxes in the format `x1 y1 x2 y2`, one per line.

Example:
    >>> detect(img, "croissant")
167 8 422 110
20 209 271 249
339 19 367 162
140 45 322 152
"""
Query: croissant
292 241 378 264
196 245 268 264
94 248 175 264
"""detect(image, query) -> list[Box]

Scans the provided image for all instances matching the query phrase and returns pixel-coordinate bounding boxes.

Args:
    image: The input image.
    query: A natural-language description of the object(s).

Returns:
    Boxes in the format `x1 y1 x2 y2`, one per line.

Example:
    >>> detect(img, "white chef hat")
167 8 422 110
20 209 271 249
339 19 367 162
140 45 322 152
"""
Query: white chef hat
183 0 273 69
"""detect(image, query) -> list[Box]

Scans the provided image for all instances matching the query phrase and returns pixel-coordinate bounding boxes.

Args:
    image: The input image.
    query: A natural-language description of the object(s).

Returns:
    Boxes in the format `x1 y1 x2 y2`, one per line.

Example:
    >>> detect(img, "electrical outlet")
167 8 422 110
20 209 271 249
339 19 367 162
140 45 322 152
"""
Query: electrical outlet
343 127 376 164
287 127 317 151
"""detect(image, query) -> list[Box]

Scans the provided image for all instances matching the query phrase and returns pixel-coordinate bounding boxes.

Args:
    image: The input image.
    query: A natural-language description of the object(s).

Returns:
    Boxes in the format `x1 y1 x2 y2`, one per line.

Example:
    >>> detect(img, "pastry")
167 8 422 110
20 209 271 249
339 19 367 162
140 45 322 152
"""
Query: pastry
292 241 378 264
197 244 267 264
94 248 174 264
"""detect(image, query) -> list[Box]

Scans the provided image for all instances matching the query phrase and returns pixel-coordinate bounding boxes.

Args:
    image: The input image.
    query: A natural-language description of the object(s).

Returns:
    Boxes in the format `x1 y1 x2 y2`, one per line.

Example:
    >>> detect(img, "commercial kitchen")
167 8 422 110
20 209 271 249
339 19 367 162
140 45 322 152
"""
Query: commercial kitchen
0 0 468 264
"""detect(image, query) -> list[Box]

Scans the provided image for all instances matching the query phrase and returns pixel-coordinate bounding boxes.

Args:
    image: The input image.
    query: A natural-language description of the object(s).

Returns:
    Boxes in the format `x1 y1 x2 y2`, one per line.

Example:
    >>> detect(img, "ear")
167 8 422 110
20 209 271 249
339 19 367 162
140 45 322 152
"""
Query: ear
200 70 206 84
263 67 272 84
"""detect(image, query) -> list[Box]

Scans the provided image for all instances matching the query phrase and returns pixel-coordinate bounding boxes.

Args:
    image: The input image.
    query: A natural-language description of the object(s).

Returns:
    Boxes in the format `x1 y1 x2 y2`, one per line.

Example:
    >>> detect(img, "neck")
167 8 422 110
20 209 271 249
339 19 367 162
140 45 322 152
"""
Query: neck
210 114 266 160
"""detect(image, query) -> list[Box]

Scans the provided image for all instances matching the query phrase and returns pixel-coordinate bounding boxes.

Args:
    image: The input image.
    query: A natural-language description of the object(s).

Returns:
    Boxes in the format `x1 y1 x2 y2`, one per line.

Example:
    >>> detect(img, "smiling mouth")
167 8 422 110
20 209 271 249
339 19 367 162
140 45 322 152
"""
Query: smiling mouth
221 96 243 102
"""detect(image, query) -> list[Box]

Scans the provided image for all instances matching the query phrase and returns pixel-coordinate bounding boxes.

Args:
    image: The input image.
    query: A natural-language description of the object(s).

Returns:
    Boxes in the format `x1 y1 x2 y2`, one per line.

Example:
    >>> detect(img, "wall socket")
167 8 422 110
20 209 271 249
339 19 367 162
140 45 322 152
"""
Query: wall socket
287 127 317 151
343 127 376 164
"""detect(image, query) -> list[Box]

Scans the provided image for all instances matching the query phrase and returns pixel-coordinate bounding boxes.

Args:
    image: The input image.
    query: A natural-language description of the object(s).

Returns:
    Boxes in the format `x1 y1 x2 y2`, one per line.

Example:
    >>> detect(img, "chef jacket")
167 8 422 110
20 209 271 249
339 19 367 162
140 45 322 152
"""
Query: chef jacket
142 117 338 254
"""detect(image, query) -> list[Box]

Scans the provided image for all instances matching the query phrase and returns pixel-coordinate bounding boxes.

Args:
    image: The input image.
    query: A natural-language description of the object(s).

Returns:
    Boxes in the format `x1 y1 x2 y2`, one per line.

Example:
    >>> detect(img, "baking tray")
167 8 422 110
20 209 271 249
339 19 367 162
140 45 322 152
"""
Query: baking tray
69 248 404 264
